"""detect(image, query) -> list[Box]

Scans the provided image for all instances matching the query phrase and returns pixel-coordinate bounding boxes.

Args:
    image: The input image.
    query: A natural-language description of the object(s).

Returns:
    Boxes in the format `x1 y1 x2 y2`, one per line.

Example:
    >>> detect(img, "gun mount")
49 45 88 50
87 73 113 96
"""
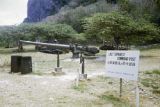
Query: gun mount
99 41 128 50
18 40 99 58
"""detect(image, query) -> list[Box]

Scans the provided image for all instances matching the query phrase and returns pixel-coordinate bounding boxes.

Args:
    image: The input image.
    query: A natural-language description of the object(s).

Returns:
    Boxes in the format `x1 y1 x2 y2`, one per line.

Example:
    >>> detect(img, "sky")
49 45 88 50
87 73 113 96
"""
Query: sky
0 0 28 26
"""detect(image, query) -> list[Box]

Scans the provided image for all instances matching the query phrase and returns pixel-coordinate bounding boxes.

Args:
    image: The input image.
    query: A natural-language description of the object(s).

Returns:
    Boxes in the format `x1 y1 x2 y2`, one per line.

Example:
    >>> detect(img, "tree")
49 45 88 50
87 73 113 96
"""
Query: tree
83 12 159 46
0 26 16 47
40 23 78 43
44 0 118 32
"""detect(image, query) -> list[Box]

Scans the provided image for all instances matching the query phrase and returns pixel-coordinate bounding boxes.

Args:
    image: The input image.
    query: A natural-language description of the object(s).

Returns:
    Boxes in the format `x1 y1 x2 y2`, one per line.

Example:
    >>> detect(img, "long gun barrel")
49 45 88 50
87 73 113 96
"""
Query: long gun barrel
19 40 70 49
18 40 99 58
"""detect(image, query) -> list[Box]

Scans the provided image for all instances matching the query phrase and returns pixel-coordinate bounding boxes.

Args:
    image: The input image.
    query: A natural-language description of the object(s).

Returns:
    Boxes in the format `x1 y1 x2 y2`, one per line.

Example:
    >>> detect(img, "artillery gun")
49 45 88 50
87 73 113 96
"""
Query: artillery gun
18 40 99 58
99 41 128 50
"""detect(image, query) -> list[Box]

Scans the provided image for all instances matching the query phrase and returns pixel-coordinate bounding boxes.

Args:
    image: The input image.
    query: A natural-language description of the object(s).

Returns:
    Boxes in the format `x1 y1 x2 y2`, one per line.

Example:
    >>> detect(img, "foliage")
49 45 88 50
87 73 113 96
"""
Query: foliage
73 81 87 93
44 0 118 32
118 0 160 25
141 70 160 95
40 23 78 43
69 0 98 7
83 12 159 46
0 0 160 47
0 26 17 47
0 23 78 47
145 69 160 75
99 92 131 107
78 0 98 6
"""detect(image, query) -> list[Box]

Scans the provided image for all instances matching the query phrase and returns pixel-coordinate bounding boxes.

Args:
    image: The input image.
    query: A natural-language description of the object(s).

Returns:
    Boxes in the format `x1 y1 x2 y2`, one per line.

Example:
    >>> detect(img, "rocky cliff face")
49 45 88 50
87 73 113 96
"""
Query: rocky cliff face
24 0 70 22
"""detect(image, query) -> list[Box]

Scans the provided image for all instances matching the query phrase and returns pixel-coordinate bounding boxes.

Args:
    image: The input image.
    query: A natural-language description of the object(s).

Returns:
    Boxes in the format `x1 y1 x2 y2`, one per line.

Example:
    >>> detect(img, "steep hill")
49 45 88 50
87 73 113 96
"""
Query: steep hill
24 0 99 23
24 0 70 22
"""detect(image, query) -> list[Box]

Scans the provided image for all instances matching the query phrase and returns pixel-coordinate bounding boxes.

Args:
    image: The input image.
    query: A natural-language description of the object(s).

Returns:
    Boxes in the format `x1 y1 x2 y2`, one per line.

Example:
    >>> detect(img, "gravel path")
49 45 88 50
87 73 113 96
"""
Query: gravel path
0 49 159 107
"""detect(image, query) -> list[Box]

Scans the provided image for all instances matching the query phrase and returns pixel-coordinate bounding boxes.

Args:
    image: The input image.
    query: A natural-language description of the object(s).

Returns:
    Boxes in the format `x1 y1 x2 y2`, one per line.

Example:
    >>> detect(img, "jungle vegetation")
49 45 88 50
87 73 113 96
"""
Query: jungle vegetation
0 0 159 47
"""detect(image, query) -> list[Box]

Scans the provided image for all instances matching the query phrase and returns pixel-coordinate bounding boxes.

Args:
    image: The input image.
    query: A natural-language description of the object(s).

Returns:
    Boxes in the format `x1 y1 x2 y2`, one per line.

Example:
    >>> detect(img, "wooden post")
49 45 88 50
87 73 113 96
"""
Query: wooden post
120 78 122 97
54 50 62 72
116 44 123 98
18 41 23 51
79 53 87 80
80 53 83 63
57 52 60 67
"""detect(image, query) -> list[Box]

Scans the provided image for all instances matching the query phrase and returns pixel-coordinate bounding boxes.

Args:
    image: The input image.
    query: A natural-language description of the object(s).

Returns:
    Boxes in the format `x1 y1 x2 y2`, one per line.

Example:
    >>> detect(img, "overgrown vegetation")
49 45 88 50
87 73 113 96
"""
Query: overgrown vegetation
83 12 159 46
44 0 118 32
98 92 131 107
0 0 160 47
0 23 78 47
141 70 160 95
73 81 88 93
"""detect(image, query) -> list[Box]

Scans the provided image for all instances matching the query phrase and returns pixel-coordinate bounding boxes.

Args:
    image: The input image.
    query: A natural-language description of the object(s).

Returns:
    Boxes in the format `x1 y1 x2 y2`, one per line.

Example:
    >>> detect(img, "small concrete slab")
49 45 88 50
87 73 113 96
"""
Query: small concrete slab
55 67 62 72
52 67 65 76
79 74 87 80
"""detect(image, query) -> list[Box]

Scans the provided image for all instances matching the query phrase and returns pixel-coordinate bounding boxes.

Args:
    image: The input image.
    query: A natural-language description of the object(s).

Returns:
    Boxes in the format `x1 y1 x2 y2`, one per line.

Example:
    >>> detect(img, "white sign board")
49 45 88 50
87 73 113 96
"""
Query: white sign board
105 50 140 81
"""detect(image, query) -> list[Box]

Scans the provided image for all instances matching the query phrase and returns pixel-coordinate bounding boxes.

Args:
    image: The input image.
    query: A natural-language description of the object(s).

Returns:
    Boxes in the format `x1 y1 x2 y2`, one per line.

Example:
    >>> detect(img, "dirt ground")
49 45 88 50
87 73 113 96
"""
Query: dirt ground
0 47 160 107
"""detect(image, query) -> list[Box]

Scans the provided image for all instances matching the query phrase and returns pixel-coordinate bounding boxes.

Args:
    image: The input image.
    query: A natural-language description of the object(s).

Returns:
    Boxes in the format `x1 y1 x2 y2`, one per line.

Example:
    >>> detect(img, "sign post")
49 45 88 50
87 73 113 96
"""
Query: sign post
136 81 140 107
120 78 122 97
105 50 140 107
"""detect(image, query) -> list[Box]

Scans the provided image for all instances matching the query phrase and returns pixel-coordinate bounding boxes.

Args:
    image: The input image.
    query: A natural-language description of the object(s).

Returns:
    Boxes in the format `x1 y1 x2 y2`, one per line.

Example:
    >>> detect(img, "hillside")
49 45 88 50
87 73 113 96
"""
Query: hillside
24 0 70 22
0 0 159 47
24 0 100 23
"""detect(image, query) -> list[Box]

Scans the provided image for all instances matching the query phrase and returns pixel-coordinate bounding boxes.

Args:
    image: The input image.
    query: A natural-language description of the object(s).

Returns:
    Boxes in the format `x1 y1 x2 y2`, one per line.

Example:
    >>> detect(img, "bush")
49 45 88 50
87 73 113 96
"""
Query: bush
0 23 79 47
44 0 118 32
83 12 159 46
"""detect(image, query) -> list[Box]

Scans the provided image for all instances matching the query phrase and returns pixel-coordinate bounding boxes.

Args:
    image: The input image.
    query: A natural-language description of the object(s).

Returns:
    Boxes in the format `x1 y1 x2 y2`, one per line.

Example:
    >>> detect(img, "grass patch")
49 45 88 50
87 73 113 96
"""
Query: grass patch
139 44 160 51
97 75 109 82
141 70 160 95
0 48 17 54
141 78 153 87
152 89 160 94
73 81 87 93
145 69 160 75
100 94 120 102
0 45 36 54
98 92 131 107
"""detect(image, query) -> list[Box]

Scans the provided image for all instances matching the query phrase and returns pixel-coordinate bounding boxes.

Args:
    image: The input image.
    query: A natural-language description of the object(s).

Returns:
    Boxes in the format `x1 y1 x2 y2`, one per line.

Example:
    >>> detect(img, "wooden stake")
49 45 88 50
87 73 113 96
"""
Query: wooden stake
136 81 140 107
120 78 122 97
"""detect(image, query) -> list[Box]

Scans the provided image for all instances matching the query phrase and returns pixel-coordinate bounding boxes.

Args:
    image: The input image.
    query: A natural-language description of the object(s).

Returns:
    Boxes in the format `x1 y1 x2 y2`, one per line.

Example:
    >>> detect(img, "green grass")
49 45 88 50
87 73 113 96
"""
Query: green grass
139 44 160 51
96 75 110 82
145 69 160 75
100 94 120 102
0 48 17 54
0 45 37 54
141 78 153 87
98 92 131 107
73 81 88 93
152 89 160 94
141 70 160 95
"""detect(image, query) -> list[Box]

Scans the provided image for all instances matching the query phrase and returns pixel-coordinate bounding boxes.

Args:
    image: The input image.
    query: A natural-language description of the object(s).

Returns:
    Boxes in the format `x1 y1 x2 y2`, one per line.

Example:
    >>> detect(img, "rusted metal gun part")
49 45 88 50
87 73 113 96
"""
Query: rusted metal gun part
99 44 128 50
19 40 99 58
19 40 70 49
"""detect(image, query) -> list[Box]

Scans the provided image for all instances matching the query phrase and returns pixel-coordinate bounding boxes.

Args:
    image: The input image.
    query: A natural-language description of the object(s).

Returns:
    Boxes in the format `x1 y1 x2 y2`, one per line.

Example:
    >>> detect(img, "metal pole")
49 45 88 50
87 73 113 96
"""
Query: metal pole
116 44 122 97
82 57 85 74
116 44 123 98
80 53 83 63
57 52 60 67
